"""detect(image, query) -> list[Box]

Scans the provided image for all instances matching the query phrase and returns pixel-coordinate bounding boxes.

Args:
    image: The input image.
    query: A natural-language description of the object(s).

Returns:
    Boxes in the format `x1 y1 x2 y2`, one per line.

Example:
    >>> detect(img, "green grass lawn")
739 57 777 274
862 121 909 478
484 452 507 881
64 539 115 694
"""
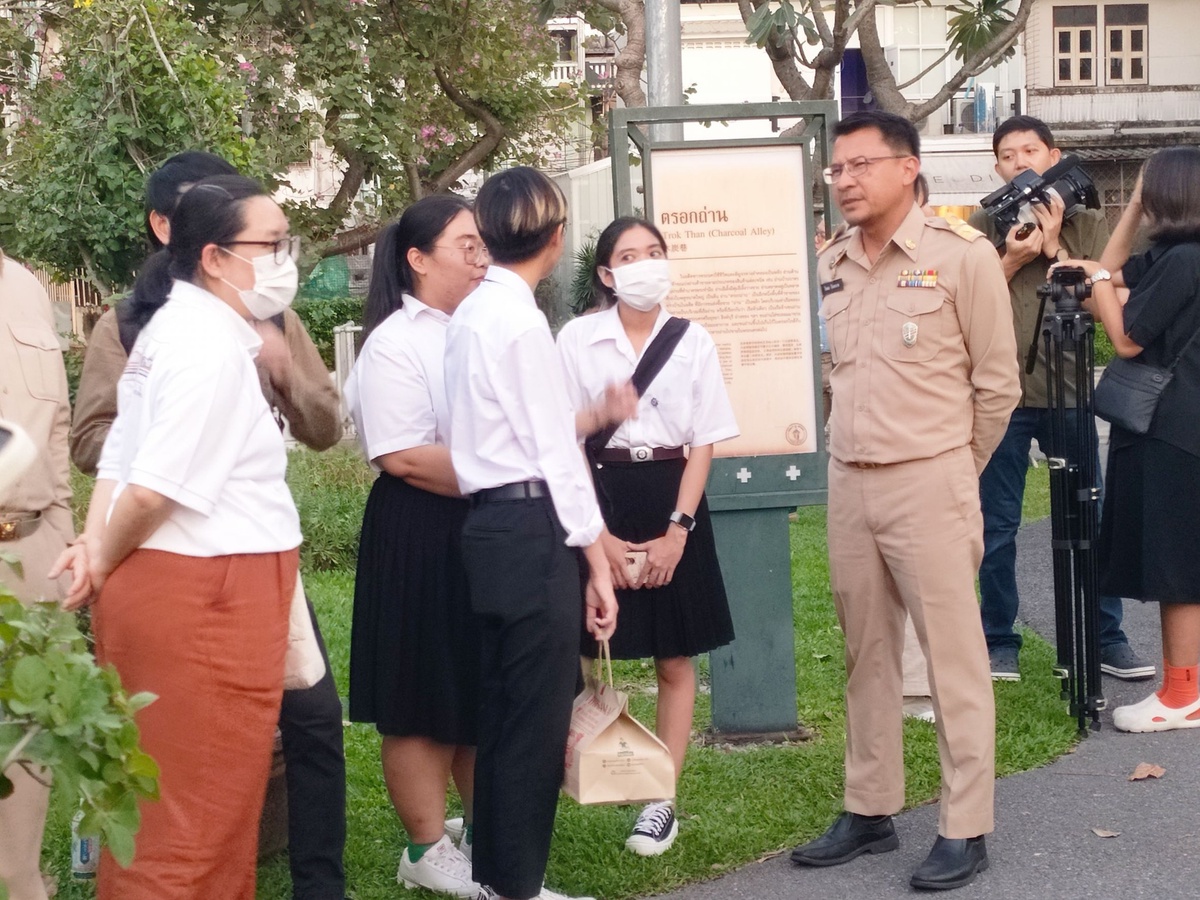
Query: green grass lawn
39 452 1071 899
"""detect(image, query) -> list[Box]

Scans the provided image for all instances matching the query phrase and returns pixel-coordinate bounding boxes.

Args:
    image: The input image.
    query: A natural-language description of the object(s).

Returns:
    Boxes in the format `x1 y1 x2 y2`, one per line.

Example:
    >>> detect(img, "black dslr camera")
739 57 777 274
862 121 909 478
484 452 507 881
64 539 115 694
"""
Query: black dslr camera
980 154 1101 248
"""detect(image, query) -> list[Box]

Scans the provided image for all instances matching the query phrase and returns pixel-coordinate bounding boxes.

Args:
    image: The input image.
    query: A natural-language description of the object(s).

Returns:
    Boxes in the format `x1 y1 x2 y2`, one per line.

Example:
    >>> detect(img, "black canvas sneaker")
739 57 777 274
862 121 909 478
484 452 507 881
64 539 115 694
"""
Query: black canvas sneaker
625 801 678 856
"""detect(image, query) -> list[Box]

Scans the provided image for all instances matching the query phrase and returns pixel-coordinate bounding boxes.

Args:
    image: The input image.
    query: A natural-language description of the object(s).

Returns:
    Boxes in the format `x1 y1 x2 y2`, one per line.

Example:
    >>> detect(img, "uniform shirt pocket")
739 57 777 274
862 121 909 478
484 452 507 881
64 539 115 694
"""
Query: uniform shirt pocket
820 290 855 363
882 289 948 363
8 322 64 402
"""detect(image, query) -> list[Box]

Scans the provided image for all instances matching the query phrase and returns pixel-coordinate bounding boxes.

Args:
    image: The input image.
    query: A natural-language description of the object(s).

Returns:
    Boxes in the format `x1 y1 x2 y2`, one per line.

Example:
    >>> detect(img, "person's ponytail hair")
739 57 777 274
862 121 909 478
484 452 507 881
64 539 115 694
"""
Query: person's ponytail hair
119 174 267 351
363 194 473 337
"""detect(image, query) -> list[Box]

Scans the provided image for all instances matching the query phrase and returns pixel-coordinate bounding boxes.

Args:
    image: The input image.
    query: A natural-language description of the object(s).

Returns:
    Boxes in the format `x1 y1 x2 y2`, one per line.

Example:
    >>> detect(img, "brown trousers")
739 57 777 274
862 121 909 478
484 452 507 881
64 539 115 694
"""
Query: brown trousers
827 447 995 839
93 548 296 900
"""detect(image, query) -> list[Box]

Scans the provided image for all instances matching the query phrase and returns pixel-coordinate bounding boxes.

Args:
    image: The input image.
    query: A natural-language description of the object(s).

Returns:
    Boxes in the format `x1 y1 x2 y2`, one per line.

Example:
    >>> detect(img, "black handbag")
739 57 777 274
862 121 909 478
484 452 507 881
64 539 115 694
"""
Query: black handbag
1093 325 1200 434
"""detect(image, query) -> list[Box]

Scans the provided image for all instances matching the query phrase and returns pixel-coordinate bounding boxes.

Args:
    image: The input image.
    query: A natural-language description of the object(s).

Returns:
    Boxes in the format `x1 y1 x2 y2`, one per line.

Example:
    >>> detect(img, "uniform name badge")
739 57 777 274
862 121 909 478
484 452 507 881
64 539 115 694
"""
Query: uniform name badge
902 321 918 348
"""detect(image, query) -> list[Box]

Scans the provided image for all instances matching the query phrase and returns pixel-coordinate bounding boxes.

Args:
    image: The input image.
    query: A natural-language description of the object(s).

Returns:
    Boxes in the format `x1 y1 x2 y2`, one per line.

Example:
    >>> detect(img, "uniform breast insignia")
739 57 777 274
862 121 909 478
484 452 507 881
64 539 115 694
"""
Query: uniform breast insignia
901 322 918 347
897 269 938 288
820 278 844 296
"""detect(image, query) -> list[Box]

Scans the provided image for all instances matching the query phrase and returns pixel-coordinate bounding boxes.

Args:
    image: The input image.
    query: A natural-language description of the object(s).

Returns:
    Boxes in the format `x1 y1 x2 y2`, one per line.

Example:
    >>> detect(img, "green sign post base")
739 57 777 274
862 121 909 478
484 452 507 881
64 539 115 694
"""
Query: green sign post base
709 505 801 734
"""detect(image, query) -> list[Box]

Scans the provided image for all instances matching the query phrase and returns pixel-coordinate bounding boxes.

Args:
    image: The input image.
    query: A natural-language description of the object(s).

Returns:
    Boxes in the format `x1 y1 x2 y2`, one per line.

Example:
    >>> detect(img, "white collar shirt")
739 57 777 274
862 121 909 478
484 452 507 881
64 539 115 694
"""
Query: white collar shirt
556 304 739 450
444 265 603 547
345 293 451 467
96 280 301 556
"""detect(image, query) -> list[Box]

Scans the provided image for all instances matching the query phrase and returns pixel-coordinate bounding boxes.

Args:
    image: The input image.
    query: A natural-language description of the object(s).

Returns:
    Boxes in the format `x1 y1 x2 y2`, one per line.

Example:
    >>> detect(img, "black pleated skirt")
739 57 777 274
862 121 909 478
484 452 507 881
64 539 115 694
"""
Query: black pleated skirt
349 473 480 743
583 457 734 660
1098 436 1200 604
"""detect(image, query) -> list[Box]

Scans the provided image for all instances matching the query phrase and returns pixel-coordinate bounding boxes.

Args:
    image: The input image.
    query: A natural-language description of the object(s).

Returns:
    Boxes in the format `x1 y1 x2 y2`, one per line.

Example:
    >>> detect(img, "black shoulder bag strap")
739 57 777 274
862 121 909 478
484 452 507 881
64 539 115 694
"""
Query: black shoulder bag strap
584 316 691 457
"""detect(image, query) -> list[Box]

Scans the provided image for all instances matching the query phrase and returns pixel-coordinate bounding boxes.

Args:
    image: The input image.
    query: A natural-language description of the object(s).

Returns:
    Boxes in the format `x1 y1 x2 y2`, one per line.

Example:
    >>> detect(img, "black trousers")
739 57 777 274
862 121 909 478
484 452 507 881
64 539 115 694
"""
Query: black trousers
279 599 347 900
462 496 583 900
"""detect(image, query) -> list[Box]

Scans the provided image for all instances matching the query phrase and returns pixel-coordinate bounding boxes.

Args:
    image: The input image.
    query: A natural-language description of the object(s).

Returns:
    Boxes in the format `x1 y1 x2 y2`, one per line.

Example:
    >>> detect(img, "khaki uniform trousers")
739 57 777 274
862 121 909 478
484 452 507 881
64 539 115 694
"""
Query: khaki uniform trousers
0 524 69 900
828 446 995 839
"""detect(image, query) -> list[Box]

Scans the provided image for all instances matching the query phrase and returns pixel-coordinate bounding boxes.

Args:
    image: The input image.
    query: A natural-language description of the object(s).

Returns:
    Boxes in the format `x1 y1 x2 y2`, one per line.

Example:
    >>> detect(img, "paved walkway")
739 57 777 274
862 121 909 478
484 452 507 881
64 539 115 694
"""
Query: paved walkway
655 514 1197 900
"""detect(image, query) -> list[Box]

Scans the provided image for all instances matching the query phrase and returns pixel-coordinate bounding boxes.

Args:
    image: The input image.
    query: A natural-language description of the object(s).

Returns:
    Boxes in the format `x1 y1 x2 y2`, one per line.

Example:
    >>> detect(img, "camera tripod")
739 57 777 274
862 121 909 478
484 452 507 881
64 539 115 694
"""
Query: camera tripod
1035 267 1105 733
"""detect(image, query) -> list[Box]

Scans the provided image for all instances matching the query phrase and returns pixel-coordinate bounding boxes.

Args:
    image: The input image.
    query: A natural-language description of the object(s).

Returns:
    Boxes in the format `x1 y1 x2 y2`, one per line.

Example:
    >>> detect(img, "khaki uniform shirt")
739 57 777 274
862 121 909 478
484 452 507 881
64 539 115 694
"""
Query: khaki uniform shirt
71 305 342 475
0 254 73 601
819 204 1021 474
967 207 1109 408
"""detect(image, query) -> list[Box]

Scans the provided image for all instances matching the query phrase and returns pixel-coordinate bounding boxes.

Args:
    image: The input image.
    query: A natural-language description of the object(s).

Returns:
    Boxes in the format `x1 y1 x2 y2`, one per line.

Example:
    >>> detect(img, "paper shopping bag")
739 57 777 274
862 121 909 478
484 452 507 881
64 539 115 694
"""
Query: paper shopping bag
563 641 676 805
283 574 326 691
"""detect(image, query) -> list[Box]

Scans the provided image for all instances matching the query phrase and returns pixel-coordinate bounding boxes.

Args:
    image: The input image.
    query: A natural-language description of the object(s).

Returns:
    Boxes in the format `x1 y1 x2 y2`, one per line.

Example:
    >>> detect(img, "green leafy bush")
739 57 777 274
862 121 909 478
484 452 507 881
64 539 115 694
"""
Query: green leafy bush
569 239 599 317
286 446 374 572
292 296 364 369
0 573 159 871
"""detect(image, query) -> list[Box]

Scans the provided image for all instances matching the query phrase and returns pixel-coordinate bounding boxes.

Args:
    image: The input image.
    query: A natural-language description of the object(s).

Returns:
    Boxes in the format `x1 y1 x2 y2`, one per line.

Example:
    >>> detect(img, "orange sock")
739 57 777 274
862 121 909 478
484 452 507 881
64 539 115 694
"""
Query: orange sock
1156 663 1200 709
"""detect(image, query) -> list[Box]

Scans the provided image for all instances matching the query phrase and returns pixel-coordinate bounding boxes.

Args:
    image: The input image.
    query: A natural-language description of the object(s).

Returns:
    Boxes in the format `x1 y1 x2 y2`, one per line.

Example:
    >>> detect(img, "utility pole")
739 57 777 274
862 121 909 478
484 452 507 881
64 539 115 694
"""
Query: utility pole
644 0 683 141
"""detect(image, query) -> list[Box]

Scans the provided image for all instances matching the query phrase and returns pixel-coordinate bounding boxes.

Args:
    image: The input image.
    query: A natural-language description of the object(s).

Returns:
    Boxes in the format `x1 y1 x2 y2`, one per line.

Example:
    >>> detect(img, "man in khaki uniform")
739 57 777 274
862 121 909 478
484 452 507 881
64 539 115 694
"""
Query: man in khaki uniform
791 111 1019 891
0 251 73 900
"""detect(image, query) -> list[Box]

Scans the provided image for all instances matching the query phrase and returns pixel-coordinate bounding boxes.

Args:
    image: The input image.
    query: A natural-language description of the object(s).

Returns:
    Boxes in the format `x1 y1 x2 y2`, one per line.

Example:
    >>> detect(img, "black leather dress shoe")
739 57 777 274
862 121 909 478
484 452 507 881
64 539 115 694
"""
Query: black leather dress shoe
790 812 899 867
910 835 989 890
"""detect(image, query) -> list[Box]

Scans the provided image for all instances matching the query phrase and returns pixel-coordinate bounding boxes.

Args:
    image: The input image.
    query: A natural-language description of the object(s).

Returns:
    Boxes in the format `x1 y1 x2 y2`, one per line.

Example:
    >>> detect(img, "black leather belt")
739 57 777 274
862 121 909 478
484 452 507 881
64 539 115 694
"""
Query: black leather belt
470 480 550 506
593 446 686 463
0 512 42 542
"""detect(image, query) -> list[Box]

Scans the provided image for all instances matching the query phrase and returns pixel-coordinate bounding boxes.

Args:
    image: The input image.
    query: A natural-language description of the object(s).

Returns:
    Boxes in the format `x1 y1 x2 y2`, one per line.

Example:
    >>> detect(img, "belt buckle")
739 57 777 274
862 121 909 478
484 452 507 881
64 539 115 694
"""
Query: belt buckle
0 520 17 541
630 446 653 462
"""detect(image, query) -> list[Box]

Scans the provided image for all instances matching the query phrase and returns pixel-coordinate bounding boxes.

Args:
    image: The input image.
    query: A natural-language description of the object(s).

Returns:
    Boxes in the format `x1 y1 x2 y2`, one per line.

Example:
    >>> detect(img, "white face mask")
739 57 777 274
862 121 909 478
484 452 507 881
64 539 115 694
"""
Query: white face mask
608 258 671 312
220 249 299 320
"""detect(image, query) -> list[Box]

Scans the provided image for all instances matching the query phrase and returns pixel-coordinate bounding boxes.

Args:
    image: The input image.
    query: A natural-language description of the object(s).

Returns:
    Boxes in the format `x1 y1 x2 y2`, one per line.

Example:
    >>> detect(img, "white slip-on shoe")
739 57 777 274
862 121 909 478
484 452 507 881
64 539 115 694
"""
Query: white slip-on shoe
397 834 478 898
1112 691 1200 733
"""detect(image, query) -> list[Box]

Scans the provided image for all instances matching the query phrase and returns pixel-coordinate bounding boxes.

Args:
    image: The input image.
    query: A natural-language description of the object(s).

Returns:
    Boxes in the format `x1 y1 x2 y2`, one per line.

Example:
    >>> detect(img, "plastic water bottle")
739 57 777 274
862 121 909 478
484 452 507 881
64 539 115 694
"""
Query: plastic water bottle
71 809 99 880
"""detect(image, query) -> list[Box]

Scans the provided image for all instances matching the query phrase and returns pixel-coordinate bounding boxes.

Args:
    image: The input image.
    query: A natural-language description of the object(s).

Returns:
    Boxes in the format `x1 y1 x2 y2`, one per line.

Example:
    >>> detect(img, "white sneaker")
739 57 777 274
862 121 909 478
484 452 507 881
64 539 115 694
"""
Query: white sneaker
625 800 678 857
445 816 466 842
397 834 478 898
476 885 595 900
536 887 596 900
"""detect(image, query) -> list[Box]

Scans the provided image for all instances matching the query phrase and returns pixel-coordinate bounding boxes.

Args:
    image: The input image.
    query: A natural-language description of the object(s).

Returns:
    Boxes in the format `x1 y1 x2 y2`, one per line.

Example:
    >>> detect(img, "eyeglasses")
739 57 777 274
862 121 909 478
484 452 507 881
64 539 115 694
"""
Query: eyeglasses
822 155 911 185
434 242 490 266
221 235 301 264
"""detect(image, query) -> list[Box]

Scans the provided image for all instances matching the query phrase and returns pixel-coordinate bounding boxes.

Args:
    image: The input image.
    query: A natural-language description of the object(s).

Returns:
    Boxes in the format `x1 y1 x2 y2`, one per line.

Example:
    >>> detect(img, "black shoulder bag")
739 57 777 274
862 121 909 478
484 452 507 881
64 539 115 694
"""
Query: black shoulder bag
583 316 691 459
1093 325 1200 435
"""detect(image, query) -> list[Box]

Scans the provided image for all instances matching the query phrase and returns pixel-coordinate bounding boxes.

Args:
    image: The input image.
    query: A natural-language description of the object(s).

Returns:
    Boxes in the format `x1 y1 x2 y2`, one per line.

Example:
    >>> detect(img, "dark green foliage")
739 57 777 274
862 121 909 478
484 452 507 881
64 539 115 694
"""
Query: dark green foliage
291 296 365 369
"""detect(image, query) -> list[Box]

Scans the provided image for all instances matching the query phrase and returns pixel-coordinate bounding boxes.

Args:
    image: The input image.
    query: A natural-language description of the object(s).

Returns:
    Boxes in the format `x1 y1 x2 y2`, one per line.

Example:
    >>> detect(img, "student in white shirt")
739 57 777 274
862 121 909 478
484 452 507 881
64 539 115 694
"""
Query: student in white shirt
557 217 739 857
444 167 625 900
50 175 302 900
343 194 487 897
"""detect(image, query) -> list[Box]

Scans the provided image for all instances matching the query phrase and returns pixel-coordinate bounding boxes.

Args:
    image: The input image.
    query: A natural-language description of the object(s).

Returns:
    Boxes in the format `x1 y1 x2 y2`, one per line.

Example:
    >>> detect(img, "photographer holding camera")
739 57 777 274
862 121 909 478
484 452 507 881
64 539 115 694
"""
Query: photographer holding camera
967 116 1152 683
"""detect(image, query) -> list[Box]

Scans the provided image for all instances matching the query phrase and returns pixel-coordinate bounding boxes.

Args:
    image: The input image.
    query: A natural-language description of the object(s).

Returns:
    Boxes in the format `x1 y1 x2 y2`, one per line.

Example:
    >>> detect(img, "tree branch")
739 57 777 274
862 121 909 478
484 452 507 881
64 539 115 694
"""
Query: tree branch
427 66 507 193
594 0 646 108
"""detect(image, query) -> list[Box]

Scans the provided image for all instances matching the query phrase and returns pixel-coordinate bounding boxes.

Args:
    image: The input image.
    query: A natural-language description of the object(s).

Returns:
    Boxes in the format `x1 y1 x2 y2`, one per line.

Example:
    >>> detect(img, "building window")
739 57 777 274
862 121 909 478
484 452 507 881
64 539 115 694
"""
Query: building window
1105 4 1148 84
1053 6 1097 86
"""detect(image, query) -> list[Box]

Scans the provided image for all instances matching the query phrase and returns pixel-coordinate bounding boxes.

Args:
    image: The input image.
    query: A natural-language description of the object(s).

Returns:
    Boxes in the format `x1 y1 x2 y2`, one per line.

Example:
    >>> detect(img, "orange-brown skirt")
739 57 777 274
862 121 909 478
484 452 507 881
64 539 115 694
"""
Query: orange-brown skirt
92 547 297 900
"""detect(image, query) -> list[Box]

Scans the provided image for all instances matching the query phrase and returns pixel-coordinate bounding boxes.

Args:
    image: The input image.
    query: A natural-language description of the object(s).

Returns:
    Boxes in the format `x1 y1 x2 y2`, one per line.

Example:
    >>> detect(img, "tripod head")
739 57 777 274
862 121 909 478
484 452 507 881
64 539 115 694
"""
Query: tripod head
1037 265 1092 314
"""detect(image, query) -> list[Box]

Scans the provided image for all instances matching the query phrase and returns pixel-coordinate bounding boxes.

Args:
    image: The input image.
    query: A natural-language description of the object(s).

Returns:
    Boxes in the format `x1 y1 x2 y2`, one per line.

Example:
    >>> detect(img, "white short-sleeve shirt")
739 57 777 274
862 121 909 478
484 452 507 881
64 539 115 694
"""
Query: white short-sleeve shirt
344 294 451 466
97 280 302 557
444 266 604 548
556 304 739 450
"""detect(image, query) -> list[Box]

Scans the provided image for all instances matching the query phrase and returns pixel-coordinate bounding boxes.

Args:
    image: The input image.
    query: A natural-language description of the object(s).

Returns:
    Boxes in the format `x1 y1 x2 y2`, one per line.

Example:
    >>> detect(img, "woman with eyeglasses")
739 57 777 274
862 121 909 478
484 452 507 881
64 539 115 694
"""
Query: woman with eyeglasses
49 175 303 900
343 195 489 897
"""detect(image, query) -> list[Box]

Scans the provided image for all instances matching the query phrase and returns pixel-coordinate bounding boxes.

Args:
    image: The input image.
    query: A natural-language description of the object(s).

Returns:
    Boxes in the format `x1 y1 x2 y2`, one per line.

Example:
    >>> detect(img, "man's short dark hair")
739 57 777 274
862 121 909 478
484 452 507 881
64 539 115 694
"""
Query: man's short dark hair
832 111 920 159
991 116 1056 158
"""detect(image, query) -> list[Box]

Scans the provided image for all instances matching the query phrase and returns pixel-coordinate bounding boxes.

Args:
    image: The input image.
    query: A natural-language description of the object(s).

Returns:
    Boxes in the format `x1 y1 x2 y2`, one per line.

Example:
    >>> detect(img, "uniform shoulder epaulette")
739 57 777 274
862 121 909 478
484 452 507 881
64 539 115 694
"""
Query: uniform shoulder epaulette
927 214 985 242
818 222 851 254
